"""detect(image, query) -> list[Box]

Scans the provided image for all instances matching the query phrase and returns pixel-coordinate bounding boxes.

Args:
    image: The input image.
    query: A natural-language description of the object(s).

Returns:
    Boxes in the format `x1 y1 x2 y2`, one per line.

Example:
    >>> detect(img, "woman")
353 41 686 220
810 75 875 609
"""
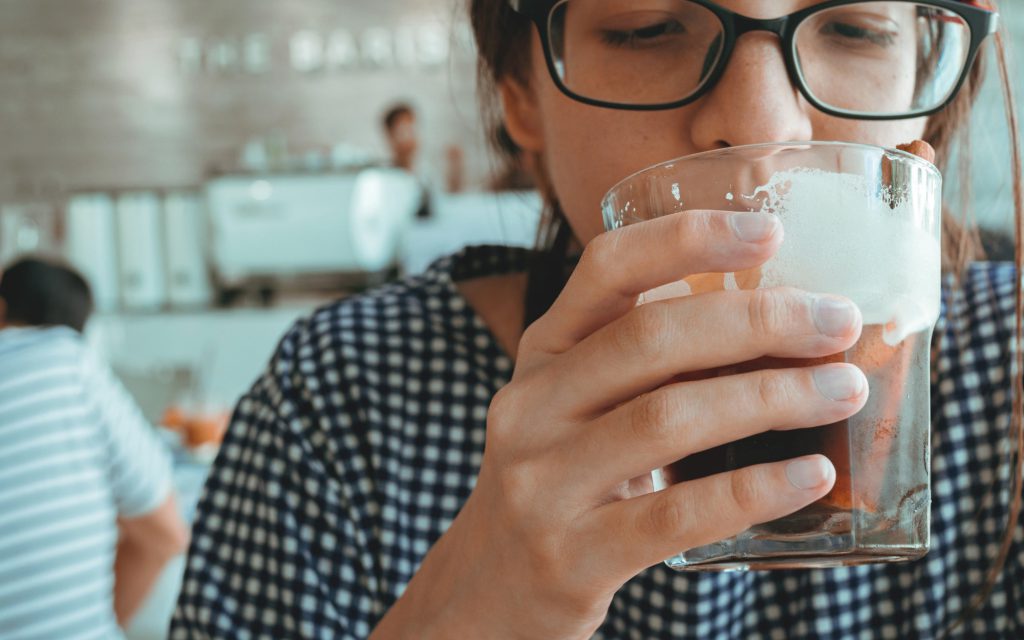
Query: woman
172 1 1022 637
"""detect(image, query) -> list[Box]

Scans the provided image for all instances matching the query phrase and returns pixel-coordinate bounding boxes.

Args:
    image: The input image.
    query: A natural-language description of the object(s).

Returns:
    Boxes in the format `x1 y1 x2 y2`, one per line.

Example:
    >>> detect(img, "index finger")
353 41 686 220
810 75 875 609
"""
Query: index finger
523 210 782 356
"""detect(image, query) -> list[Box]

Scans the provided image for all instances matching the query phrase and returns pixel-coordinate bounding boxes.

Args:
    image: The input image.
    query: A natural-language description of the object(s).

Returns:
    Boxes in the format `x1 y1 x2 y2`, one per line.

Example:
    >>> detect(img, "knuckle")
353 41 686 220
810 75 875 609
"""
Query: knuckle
745 288 798 339
746 288 787 338
517 322 541 354
497 459 544 520
728 466 766 514
755 369 793 413
578 233 617 280
678 210 716 243
487 385 525 444
641 492 688 539
631 390 675 444
617 304 670 360
579 232 637 300
489 383 514 415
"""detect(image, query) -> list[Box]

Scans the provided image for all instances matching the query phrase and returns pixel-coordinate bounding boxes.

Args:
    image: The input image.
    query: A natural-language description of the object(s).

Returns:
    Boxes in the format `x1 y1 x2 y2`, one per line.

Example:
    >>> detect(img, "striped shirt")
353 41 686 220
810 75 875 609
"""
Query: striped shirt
0 327 172 640
173 246 1024 639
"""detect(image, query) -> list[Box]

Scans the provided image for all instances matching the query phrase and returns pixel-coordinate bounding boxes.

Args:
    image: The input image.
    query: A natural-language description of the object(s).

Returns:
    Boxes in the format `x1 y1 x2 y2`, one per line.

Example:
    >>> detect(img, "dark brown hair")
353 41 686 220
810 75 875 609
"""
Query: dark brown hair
382 102 415 133
0 256 94 333
469 0 1023 632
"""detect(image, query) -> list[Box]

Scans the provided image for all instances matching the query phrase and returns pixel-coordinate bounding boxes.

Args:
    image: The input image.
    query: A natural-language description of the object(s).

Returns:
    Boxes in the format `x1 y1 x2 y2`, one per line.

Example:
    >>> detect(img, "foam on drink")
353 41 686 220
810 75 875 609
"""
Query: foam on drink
751 168 941 345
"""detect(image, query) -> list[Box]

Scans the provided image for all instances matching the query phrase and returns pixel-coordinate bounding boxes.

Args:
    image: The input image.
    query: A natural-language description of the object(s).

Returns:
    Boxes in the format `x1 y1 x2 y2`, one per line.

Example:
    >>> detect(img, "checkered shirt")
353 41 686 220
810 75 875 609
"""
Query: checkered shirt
170 245 1024 639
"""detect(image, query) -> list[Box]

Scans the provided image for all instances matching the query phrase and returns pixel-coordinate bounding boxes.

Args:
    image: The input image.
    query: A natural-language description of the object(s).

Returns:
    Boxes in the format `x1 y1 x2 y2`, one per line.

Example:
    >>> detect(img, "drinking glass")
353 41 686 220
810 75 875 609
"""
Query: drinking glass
602 141 942 570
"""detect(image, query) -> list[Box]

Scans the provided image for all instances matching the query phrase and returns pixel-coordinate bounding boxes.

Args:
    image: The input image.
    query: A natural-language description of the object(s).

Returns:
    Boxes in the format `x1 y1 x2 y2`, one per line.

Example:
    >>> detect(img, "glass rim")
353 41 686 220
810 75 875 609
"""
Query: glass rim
600 140 941 222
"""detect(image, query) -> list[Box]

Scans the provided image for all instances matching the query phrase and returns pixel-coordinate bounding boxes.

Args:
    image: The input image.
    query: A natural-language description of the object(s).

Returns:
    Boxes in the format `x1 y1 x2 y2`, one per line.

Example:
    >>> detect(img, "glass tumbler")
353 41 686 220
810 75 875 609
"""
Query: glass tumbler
602 141 942 570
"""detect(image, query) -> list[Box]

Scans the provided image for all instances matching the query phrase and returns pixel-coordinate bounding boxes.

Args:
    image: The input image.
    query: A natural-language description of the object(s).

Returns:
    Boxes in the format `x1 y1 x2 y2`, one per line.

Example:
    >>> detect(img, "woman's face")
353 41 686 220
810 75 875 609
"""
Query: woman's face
502 0 930 244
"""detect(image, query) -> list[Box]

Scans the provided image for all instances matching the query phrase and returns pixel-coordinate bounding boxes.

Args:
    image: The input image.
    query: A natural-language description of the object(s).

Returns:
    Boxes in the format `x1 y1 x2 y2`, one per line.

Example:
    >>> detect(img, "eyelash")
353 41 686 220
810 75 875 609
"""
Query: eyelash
601 21 685 48
821 22 897 47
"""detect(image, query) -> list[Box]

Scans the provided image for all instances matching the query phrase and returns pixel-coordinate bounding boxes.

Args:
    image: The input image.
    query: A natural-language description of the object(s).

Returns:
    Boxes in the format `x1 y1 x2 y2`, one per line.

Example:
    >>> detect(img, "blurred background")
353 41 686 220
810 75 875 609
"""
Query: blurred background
0 1 1019 638
0 0 541 448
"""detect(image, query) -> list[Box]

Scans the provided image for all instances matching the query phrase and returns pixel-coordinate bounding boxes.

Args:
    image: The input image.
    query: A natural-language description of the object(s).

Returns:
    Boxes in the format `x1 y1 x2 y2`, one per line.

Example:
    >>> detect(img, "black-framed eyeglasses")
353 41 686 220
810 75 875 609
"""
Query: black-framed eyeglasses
508 0 999 120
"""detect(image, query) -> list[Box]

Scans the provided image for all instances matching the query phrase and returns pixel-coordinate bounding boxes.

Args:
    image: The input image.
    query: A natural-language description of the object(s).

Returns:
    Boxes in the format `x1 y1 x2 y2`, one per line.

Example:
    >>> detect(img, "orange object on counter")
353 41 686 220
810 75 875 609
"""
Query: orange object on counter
161 405 230 449
161 406 188 431
185 412 230 448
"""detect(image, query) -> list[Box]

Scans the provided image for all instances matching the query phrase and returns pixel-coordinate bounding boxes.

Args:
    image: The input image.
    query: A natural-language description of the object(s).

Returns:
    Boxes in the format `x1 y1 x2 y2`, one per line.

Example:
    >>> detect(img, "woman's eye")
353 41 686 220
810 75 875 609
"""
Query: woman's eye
820 21 897 48
601 20 685 48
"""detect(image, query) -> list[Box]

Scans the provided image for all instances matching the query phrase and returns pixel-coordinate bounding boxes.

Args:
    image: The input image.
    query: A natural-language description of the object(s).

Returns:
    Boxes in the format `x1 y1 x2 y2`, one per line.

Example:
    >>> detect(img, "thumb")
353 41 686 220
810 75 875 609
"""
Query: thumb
897 140 936 164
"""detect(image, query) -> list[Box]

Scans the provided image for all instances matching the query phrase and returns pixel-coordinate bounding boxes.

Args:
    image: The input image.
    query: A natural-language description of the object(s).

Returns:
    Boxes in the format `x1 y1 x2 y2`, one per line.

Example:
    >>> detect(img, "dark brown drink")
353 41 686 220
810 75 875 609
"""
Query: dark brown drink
659 323 930 568
662 352 853 510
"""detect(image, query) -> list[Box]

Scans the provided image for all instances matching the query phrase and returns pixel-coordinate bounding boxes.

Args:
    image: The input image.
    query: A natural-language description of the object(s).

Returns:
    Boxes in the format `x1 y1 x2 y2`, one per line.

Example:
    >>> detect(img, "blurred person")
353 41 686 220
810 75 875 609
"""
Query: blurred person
0 256 189 638
382 102 432 220
0 257 93 332
382 103 419 173
382 103 466 216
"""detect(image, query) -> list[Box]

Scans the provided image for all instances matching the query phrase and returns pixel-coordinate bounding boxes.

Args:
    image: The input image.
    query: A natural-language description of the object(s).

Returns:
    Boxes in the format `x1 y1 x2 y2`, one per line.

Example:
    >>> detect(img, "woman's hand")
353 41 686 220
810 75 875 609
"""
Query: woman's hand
373 210 867 639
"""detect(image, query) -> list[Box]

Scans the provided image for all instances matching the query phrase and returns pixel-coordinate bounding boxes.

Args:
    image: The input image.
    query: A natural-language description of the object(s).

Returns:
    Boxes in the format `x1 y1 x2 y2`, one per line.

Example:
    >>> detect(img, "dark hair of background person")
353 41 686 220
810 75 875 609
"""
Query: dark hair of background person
382 102 415 132
0 257 94 333
468 0 1023 634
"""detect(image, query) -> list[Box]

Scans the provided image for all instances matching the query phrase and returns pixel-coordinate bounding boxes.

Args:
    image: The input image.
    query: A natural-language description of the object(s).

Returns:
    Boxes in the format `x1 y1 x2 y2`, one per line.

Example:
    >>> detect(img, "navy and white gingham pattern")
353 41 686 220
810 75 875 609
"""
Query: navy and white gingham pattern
171 246 1023 639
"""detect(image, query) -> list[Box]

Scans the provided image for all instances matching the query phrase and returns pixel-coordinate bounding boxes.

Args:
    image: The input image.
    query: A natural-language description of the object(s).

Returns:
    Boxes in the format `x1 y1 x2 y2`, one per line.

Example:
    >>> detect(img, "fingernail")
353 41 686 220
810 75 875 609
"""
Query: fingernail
812 296 859 337
813 365 866 401
786 456 833 490
729 213 778 243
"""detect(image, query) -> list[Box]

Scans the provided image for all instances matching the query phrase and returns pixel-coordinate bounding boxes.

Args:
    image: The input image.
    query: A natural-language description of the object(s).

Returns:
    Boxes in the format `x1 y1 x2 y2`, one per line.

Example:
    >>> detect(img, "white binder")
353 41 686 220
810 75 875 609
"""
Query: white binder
163 192 212 308
116 192 166 311
65 194 121 313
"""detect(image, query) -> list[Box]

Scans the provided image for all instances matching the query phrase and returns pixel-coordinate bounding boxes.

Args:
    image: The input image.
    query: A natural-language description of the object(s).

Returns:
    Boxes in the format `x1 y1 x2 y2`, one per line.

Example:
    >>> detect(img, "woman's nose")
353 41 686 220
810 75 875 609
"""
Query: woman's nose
687 32 814 150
